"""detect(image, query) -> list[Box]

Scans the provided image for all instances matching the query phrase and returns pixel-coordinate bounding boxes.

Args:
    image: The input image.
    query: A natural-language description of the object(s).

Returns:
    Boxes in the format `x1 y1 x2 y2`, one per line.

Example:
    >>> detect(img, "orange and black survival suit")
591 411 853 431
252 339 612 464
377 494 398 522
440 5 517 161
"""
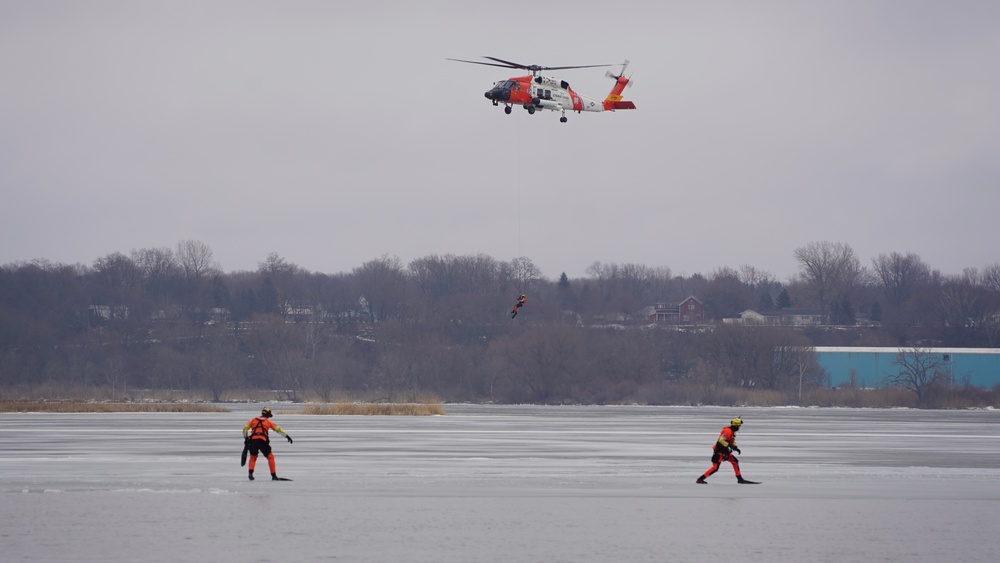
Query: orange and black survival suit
697 417 753 484
243 407 292 481
511 294 527 318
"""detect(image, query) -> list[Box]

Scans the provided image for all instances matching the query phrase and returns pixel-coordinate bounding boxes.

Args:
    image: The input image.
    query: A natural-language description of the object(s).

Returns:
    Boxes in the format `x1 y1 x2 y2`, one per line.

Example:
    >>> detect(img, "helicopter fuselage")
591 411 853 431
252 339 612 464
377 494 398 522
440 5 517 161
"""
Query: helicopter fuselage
484 73 635 123
486 75 606 113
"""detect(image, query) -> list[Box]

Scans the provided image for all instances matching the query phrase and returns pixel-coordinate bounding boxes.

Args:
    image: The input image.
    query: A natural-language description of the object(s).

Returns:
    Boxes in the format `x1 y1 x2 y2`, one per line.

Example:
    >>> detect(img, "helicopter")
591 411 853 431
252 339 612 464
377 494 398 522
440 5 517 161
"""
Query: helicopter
447 56 636 123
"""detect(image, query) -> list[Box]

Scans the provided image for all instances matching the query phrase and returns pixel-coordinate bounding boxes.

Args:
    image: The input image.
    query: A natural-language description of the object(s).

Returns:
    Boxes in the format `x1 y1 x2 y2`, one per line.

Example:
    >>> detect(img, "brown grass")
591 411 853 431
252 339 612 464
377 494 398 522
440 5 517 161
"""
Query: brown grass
802 387 916 408
642 382 793 406
0 401 230 413
639 382 1000 409
301 402 446 416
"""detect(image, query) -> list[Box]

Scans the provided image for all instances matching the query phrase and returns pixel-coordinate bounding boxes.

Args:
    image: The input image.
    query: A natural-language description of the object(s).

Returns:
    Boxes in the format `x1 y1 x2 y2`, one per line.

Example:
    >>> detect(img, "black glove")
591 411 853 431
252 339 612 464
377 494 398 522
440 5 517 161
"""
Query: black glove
286 435 293 444
732 446 741 454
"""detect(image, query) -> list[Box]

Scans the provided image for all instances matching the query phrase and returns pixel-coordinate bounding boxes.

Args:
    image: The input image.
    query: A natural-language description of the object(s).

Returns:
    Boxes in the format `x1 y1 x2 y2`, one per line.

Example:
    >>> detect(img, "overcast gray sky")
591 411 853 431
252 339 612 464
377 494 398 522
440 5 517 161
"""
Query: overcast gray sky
2 1 998 281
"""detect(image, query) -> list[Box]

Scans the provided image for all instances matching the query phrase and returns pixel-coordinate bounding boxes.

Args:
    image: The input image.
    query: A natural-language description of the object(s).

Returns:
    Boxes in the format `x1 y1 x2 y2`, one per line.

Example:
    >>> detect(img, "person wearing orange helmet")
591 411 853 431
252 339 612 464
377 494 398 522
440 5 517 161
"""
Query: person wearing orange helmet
696 417 758 484
242 407 293 481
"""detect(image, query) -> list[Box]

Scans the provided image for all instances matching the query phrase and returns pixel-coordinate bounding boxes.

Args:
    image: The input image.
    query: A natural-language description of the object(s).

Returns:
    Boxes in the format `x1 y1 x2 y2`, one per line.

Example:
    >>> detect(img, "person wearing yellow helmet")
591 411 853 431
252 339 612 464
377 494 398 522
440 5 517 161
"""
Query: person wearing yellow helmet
242 407 293 481
696 417 757 484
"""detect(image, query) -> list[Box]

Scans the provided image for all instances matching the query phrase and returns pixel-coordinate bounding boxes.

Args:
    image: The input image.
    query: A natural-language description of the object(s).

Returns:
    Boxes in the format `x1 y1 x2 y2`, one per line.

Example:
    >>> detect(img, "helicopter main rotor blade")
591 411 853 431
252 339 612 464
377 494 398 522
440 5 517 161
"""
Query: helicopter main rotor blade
482 56 532 69
543 64 615 71
446 58 523 69
482 56 615 73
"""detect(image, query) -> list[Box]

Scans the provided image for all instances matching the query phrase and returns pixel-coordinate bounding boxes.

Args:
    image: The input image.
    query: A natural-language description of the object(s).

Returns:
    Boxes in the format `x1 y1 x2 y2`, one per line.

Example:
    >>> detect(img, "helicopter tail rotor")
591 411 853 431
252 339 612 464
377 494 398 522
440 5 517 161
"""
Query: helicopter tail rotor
606 60 631 80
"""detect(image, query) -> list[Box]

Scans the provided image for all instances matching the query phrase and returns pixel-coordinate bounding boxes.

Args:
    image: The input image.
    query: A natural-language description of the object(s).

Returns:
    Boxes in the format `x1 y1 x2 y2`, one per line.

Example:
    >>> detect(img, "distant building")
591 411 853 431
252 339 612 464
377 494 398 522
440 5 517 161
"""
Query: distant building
88 305 129 323
643 296 704 324
814 347 1000 388
206 308 230 324
726 308 824 326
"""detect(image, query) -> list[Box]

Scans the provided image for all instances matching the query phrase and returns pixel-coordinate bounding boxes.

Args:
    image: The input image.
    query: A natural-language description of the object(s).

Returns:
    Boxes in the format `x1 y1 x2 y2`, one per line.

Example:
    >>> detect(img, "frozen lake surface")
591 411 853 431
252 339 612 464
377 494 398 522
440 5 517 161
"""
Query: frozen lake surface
3 405 999 562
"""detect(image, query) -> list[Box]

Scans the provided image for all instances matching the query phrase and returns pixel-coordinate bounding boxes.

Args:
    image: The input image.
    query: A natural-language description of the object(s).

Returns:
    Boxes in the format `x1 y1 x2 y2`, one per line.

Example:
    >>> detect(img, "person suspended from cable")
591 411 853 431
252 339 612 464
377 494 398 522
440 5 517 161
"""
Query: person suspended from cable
511 293 527 318
242 407 293 481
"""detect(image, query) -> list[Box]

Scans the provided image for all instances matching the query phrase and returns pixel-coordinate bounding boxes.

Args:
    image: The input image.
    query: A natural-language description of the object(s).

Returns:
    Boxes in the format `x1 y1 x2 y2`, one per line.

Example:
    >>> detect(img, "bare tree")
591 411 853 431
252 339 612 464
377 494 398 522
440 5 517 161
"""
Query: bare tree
131 247 179 283
308 347 366 402
738 265 775 289
257 252 300 277
741 266 780 313
772 345 827 403
699 325 816 392
585 261 615 302
883 347 952 407
195 339 242 402
408 253 508 321
90 253 156 347
176 240 218 281
701 267 754 320
101 353 128 399
583 261 673 320
585 329 658 402
937 276 1000 346
352 254 408 322
408 254 457 301
871 252 933 308
698 324 771 388
793 241 866 322
92 252 141 297
493 326 584 403
131 247 180 306
244 314 302 399
510 256 542 294
941 266 1000 346
981 263 1000 293
688 358 733 405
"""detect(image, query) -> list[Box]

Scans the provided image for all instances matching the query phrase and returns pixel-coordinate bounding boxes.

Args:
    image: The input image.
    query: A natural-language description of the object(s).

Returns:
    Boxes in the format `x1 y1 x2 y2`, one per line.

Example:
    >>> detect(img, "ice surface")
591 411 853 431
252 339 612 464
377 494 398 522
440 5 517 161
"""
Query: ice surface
2 405 999 562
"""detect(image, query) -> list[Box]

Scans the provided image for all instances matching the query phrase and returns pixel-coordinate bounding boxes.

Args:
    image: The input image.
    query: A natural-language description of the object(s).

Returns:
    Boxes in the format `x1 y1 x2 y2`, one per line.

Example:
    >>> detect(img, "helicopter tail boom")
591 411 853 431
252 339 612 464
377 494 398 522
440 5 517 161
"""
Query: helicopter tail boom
602 60 635 111
603 74 635 111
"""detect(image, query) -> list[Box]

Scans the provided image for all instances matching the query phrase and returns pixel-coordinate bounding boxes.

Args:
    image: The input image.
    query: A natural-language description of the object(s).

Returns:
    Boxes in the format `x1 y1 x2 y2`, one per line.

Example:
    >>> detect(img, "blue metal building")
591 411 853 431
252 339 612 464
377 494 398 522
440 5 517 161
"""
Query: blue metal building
813 347 1000 388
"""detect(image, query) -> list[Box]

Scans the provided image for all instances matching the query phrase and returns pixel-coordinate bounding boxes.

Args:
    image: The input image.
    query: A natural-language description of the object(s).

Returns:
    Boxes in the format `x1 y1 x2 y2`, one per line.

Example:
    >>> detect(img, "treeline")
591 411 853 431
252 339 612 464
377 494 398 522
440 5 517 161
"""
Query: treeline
2 240 999 404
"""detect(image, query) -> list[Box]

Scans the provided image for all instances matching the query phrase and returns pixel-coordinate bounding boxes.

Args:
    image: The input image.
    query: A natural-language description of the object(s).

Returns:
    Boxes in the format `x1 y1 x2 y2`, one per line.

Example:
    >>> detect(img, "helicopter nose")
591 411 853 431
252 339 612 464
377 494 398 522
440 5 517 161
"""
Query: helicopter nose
485 89 509 101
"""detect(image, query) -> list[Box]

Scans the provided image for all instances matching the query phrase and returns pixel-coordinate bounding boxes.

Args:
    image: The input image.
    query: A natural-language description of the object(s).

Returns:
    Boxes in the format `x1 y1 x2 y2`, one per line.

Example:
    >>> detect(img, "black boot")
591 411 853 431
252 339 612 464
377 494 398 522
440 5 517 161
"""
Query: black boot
696 476 707 484
248 470 254 481
271 473 279 481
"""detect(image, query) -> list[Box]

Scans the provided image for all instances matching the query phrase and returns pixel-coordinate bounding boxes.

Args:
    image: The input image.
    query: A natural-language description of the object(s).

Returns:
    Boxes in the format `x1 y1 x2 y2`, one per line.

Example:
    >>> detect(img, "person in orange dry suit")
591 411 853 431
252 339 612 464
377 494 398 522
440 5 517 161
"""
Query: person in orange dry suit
511 293 527 318
696 417 757 484
242 407 293 481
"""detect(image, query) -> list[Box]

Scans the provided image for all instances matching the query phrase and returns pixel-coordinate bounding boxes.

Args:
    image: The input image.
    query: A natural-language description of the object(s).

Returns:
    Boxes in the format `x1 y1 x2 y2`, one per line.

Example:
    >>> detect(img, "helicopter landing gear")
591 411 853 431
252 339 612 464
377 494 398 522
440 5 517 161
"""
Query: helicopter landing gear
504 105 512 115
560 115 568 123
524 104 536 115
